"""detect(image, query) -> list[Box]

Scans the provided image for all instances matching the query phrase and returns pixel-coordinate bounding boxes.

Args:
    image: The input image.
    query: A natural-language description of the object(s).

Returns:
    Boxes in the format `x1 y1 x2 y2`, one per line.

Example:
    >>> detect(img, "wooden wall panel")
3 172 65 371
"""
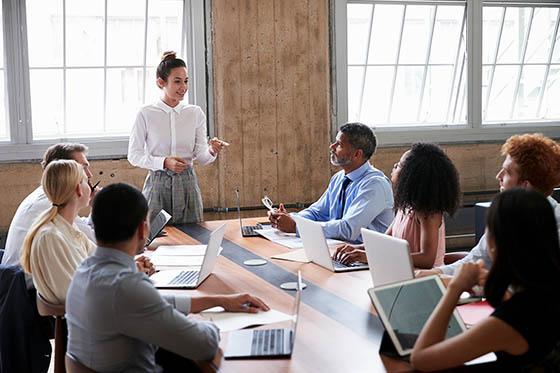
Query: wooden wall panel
212 0 332 207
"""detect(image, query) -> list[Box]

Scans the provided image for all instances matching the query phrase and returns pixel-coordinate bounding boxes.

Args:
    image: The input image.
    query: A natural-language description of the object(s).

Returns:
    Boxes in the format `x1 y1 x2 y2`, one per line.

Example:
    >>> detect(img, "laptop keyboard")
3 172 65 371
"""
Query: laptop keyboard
169 271 199 286
242 225 260 236
332 260 350 269
250 329 285 355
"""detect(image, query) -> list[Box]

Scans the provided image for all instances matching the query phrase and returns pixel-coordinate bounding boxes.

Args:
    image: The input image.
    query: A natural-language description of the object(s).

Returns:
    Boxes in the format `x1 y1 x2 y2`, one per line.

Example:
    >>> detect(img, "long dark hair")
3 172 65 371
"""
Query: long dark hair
393 143 461 216
484 188 560 307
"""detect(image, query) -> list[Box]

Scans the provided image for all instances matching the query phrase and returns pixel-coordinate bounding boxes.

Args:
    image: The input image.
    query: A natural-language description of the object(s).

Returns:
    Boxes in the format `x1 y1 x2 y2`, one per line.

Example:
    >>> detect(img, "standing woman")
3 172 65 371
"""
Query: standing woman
128 51 227 224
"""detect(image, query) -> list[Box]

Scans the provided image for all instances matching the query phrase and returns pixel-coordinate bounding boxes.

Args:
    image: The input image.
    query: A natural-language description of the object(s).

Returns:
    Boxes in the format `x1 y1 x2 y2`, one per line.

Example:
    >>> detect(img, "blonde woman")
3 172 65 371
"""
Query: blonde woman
21 159 94 305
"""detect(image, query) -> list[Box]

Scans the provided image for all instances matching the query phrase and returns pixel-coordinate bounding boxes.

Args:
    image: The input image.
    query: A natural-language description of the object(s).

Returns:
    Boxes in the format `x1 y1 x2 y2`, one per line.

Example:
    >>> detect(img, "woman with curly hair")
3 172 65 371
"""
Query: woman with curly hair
334 143 461 269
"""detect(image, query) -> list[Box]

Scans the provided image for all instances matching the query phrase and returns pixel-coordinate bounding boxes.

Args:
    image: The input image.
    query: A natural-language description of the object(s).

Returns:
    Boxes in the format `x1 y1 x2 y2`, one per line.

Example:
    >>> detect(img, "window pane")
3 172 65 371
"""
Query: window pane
361 66 394 124
420 66 453 123
399 6 434 64
30 69 64 139
347 66 365 122
481 65 493 118
66 0 105 67
483 7 503 64
525 8 558 63
390 66 424 124
553 32 560 63
146 0 184 66
429 6 464 64
106 68 144 134
145 67 161 104
347 4 373 65
513 65 545 119
496 7 532 64
485 65 519 121
66 69 104 135
107 0 145 66
0 73 7 141
367 5 404 65
541 67 560 119
27 0 63 67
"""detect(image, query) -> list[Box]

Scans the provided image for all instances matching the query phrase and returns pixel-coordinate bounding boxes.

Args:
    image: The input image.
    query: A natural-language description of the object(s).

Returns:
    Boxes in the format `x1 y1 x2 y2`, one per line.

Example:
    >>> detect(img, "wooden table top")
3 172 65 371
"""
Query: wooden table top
149 218 489 373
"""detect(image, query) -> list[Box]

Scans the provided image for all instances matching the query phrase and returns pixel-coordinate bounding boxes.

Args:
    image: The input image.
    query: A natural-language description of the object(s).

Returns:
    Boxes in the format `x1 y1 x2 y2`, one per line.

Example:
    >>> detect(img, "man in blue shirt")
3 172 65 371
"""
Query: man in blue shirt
269 122 394 243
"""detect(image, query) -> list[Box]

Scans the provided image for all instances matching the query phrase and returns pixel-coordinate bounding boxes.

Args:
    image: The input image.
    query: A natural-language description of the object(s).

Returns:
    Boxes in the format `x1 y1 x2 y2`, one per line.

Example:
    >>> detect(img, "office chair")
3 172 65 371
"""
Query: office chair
36 294 66 373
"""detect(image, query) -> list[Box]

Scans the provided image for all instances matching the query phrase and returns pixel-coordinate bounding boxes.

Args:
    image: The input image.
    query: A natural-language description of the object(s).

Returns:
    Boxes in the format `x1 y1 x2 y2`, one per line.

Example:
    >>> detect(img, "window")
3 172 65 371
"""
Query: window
0 4 6 141
347 2 467 127
482 5 560 123
0 0 208 160
334 0 560 144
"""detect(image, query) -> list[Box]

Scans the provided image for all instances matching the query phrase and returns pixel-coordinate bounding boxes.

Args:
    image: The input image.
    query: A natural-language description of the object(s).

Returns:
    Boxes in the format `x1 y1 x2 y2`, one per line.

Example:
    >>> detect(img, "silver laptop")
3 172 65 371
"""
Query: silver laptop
150 223 226 289
293 215 368 272
361 228 414 287
146 209 172 246
235 189 264 237
224 271 303 359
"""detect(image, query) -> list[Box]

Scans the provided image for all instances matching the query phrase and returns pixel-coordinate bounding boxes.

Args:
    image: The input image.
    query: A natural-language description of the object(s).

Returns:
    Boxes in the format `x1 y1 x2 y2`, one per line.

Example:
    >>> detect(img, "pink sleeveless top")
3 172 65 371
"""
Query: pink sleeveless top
391 209 446 268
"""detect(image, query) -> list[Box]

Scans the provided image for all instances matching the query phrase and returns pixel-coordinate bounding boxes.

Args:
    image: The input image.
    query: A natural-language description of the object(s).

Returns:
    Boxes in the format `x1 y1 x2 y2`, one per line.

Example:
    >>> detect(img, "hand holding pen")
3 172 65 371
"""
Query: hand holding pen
209 137 230 156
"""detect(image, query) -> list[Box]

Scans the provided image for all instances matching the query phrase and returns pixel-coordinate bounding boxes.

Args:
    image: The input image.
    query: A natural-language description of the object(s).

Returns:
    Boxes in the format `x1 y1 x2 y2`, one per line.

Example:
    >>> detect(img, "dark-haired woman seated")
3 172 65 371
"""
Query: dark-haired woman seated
411 188 560 371
334 143 461 269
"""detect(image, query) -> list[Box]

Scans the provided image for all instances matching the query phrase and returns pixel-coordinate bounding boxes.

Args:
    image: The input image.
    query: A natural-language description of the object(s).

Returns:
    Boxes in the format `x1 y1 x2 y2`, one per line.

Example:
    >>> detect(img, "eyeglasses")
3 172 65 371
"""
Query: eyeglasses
261 196 275 212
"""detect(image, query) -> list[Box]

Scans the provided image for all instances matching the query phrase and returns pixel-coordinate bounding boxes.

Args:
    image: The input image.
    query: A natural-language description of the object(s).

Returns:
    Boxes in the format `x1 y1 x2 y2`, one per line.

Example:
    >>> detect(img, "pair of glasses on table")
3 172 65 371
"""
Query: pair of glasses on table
261 196 275 212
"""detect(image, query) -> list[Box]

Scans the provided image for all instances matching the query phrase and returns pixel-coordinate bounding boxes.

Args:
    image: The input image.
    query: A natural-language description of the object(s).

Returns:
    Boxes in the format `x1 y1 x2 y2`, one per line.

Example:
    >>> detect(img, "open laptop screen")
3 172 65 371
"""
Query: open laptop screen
368 276 465 355
146 209 172 246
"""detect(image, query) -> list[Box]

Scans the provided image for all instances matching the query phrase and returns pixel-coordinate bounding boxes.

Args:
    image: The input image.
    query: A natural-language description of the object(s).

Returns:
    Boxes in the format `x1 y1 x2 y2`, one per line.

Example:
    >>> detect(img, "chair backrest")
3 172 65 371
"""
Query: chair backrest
36 293 65 317
65 354 97 373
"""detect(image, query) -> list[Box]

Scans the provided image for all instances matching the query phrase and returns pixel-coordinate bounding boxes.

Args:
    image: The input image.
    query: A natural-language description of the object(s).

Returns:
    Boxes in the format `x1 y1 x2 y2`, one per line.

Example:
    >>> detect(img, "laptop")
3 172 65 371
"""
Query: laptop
149 223 226 289
146 209 172 246
293 215 368 272
224 271 303 359
235 189 264 237
367 276 496 364
361 228 414 287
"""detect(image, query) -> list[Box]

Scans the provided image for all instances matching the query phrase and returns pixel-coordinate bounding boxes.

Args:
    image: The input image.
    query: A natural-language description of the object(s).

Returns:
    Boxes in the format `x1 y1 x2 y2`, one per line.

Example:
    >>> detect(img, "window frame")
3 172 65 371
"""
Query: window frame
0 0 209 161
332 0 560 145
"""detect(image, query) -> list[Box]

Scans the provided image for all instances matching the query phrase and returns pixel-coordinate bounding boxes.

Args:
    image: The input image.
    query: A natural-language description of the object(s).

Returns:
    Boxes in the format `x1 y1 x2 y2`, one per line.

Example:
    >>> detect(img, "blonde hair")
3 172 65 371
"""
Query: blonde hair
21 159 84 273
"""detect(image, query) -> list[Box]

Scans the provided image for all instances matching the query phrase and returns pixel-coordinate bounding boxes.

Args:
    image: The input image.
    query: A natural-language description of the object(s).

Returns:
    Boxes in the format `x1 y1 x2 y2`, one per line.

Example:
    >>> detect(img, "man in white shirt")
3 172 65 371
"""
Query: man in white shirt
417 133 560 278
1 143 98 267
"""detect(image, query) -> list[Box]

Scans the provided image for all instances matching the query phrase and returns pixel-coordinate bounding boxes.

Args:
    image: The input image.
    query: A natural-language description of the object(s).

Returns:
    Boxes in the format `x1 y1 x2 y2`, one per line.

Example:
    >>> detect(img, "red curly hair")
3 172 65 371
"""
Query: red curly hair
501 134 560 196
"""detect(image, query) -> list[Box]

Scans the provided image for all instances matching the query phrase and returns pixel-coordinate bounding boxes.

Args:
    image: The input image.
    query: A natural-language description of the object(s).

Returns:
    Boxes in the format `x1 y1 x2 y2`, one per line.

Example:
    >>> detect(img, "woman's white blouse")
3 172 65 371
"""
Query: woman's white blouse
127 100 216 171
30 214 95 305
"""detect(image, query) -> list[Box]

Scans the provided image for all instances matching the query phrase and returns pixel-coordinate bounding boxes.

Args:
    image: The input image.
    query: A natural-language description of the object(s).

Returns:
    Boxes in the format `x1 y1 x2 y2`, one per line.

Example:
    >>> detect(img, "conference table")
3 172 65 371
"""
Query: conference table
151 218 492 373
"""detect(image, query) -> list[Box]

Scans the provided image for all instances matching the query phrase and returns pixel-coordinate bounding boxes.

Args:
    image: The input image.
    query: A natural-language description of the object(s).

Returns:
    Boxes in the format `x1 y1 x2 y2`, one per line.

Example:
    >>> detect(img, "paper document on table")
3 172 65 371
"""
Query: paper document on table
153 245 207 256
150 255 204 267
271 249 310 263
255 227 345 250
200 307 292 332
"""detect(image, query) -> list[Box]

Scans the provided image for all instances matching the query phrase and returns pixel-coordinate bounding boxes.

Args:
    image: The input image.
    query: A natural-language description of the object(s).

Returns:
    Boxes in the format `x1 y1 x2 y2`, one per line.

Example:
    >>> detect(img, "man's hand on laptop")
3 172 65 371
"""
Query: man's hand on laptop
220 293 270 314
135 255 156 275
268 203 296 233
332 244 367 265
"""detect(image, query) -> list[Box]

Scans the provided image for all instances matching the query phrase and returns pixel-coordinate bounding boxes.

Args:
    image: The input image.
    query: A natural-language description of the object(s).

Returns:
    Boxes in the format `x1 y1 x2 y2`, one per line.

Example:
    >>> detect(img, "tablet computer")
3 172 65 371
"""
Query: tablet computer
367 275 466 356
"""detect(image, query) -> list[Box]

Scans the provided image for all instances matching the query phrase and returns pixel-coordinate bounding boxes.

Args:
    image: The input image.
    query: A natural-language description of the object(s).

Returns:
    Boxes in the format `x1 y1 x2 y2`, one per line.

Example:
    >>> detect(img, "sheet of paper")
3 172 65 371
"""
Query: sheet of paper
150 255 204 267
457 301 494 326
154 245 207 256
271 249 310 263
255 227 345 250
199 308 292 332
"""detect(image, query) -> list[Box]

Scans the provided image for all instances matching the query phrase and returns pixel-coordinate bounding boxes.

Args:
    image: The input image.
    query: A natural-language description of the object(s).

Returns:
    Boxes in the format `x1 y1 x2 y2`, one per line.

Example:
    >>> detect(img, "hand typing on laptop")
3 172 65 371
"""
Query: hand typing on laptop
332 244 367 265
191 293 270 314
268 203 296 233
